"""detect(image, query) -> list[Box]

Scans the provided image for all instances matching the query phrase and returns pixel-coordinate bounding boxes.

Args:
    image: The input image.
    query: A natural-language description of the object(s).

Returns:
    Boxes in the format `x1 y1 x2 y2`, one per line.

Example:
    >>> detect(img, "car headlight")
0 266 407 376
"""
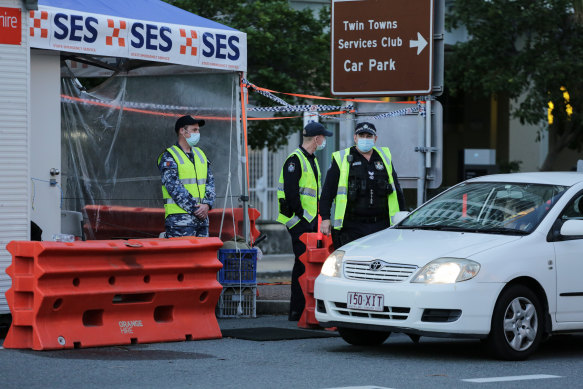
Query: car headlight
320 250 345 278
411 258 480 284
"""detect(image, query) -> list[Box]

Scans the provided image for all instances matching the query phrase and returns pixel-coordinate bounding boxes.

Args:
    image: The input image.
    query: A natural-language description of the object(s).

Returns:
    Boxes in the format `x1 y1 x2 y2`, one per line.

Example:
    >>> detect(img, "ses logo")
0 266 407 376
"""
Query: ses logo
44 12 240 61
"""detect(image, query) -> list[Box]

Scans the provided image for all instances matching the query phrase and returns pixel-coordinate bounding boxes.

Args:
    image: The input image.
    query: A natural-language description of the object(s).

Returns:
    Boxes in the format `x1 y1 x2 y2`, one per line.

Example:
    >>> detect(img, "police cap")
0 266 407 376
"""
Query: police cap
175 115 205 133
303 121 333 137
355 122 377 136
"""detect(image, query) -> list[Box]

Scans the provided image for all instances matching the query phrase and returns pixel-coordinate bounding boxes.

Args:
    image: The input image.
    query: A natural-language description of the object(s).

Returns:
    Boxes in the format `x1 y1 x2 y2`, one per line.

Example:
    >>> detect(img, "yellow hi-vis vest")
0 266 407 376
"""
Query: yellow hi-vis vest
331 146 399 229
276 148 321 229
158 145 208 218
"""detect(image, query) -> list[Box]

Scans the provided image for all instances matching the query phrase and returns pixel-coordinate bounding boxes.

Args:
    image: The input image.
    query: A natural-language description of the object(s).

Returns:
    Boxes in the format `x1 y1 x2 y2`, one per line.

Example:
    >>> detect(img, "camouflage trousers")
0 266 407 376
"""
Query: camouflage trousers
165 214 209 238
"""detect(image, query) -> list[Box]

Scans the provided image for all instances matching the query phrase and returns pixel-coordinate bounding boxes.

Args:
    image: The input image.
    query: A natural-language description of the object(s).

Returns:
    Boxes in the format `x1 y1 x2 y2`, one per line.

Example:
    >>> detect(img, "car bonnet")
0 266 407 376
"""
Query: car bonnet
338 228 522 267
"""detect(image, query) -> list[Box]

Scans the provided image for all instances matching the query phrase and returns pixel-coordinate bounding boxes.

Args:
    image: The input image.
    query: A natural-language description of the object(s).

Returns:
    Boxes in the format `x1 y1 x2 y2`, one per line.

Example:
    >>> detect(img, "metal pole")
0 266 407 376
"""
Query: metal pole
425 99 432 170
242 164 249 244
261 147 268 218
424 98 432 202
239 72 250 244
416 100 425 207
340 101 355 149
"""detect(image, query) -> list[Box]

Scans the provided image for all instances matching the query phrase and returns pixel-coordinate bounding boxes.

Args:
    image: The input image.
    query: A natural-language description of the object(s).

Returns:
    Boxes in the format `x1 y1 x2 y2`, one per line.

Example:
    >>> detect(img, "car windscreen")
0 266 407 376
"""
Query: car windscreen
398 182 568 234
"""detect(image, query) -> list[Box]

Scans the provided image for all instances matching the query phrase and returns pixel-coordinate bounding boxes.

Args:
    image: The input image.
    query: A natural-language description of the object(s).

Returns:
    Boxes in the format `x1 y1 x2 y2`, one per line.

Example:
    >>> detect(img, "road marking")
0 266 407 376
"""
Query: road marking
462 374 561 383
322 386 393 389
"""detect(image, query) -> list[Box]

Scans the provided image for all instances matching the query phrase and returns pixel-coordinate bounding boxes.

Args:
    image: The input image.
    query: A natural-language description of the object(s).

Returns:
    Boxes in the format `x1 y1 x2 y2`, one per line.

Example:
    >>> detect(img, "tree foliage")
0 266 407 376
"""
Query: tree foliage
446 0 583 170
165 0 331 150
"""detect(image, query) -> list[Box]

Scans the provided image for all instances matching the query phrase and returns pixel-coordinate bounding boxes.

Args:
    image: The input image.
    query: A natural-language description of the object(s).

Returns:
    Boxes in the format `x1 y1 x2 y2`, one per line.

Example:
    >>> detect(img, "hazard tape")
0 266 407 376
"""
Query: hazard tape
63 94 210 113
372 102 425 119
244 79 426 120
242 79 392 104
250 104 353 113
250 86 292 107
61 94 236 121
61 83 425 124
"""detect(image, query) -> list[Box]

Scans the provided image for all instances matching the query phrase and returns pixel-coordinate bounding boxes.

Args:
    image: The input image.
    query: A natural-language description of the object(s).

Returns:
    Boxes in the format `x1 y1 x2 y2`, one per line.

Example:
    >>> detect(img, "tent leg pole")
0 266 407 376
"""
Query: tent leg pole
239 72 250 244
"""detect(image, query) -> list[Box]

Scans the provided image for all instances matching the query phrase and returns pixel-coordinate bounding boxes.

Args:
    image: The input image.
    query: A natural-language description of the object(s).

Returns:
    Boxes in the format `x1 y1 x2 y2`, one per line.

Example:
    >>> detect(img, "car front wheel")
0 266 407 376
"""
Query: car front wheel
486 285 543 360
338 327 391 346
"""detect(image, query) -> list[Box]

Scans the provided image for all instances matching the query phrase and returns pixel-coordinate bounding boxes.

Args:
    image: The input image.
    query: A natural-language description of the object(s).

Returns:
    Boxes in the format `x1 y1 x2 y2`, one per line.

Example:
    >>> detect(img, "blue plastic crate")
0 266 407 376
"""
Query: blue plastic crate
218 248 257 285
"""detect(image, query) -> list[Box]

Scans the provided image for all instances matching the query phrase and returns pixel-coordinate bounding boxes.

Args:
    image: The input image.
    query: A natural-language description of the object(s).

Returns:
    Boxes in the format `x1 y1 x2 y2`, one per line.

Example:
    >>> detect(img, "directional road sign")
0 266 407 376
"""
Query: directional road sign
331 0 434 96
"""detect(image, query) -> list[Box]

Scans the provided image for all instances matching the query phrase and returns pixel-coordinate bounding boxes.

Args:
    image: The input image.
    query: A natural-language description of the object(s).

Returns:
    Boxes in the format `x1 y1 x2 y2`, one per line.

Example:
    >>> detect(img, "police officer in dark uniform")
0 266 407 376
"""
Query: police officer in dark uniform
320 122 405 248
277 122 332 321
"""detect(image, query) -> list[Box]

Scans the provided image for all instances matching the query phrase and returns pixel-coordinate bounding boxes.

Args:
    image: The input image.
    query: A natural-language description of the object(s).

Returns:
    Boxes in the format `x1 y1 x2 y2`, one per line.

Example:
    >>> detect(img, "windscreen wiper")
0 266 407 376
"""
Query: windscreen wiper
395 225 439 230
474 227 529 236
434 225 529 235
397 224 528 235
396 224 467 231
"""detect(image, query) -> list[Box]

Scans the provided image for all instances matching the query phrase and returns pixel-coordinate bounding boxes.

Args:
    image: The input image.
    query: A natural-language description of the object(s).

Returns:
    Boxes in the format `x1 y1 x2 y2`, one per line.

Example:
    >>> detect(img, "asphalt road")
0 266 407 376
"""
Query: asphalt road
2 315 583 389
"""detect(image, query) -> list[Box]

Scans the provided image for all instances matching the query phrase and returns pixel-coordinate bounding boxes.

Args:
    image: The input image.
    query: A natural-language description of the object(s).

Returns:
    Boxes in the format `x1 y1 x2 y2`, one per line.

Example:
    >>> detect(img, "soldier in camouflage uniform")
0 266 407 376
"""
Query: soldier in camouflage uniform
158 115 216 238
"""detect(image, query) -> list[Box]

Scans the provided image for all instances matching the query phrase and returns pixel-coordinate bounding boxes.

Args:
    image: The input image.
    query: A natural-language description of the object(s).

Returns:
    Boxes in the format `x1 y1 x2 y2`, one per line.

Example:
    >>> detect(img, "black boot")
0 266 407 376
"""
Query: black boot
288 310 302 321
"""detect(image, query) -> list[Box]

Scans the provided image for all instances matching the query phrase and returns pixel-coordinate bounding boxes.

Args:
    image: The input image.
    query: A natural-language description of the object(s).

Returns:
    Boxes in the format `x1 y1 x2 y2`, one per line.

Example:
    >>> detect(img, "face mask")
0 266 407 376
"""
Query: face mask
185 132 200 147
357 138 374 153
316 137 326 151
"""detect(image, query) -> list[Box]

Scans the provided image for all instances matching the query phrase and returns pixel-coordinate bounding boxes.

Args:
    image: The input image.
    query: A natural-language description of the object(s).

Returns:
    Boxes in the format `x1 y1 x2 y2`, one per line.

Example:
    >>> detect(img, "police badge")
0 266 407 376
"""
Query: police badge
375 161 384 170
287 162 295 172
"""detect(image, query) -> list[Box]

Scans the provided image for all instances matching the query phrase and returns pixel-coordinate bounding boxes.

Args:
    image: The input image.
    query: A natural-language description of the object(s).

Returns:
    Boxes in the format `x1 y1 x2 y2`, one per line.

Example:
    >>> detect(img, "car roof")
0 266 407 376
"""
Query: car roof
467 172 583 186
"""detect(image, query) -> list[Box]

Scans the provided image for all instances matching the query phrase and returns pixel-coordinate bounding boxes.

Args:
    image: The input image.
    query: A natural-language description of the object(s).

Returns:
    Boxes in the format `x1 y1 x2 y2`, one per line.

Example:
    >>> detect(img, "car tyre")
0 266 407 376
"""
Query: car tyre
338 327 390 346
486 285 543 360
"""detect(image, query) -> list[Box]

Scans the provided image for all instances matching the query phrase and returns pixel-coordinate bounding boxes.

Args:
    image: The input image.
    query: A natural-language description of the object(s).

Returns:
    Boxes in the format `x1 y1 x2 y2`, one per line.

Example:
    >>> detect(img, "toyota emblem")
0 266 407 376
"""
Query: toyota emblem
370 260 383 271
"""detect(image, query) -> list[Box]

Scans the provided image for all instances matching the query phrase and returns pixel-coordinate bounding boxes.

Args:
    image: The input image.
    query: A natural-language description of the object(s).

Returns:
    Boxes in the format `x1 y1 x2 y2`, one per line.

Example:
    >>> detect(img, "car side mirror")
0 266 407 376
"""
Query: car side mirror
392 211 409 225
559 219 583 237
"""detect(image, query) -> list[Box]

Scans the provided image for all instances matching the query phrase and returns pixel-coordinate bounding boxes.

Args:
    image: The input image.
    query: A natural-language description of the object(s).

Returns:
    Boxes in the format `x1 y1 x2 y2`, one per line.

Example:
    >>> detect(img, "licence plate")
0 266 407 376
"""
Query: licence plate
347 292 384 312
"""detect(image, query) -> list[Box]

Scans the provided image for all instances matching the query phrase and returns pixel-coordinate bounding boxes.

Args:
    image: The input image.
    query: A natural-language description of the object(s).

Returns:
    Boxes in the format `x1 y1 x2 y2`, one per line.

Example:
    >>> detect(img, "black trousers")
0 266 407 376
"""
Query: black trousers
287 218 317 316
331 218 390 249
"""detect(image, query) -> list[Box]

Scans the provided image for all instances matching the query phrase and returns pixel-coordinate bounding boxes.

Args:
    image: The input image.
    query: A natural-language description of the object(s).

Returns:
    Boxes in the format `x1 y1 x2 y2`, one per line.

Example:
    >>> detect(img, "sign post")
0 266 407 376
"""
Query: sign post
331 0 444 206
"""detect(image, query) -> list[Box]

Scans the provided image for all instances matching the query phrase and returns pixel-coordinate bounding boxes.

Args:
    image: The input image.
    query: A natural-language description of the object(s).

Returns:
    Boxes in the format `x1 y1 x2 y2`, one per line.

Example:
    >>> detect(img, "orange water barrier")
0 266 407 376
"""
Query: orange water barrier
297 233 334 329
4 237 223 350
83 205 261 243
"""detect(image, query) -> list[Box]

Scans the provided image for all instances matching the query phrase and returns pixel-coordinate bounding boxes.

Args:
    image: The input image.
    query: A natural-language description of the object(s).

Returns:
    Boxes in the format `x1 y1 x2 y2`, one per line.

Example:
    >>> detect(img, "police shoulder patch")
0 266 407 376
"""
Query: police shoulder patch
375 161 384 170
287 162 295 172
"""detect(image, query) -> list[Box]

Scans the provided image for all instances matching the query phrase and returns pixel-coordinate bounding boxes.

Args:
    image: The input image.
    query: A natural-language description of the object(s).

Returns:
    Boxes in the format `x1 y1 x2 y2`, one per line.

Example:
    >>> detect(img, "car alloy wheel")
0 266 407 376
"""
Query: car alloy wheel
503 296 538 352
487 284 543 360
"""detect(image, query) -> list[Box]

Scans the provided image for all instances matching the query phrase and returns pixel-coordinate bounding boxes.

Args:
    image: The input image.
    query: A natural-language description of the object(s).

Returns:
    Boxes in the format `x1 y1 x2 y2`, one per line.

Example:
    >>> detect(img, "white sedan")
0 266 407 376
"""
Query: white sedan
315 172 583 360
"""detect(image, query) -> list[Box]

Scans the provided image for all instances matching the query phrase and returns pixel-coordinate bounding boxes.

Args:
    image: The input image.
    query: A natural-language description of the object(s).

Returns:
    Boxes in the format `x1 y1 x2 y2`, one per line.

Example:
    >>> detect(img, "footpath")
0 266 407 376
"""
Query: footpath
255 253 294 315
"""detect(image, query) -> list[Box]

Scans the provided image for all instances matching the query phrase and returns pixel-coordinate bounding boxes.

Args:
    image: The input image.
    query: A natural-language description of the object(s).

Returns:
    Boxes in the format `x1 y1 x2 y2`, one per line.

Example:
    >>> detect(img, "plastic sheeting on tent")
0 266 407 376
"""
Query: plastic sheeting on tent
61 73 244 240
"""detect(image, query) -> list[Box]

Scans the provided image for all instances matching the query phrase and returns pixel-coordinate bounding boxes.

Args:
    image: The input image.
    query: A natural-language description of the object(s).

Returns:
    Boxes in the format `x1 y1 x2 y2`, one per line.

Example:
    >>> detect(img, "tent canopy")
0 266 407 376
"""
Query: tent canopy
33 0 247 72
40 0 237 31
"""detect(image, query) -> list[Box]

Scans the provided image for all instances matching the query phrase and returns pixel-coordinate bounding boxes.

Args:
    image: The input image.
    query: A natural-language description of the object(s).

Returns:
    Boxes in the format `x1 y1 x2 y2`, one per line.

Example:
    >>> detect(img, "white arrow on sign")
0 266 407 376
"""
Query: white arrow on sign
409 32 428 55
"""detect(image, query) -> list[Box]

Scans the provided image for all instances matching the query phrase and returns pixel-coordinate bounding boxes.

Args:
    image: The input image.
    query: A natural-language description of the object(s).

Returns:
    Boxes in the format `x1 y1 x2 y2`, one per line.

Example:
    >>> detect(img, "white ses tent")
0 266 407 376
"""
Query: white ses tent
0 0 248 314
